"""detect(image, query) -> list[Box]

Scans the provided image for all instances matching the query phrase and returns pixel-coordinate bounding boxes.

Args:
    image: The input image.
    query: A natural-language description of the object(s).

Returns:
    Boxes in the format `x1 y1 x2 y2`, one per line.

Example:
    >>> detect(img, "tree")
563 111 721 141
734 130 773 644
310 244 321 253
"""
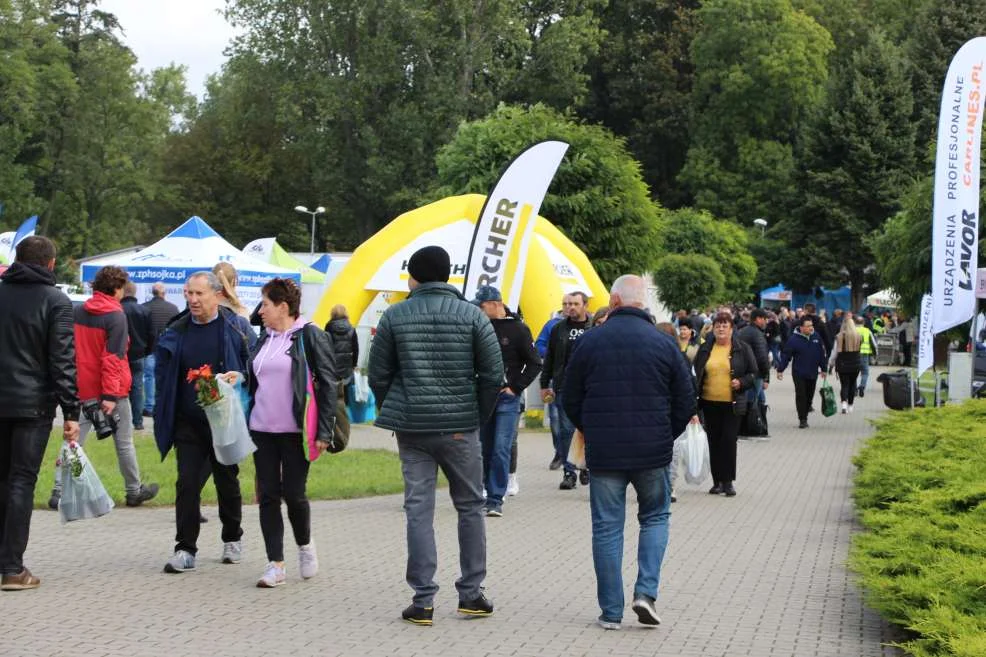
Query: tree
651 253 724 311
658 207 756 301
679 0 833 222
775 31 916 308
428 104 662 282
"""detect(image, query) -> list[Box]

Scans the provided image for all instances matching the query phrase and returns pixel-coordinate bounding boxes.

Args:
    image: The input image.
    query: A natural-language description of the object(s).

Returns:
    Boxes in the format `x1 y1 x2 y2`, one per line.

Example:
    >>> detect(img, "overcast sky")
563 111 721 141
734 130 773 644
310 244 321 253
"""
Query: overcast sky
101 0 236 99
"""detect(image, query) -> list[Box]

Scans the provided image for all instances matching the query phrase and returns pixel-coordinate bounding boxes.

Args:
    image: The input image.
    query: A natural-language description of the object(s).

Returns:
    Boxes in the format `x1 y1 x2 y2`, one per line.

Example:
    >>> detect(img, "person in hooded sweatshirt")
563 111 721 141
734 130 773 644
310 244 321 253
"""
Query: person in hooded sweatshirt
248 278 338 588
325 304 359 444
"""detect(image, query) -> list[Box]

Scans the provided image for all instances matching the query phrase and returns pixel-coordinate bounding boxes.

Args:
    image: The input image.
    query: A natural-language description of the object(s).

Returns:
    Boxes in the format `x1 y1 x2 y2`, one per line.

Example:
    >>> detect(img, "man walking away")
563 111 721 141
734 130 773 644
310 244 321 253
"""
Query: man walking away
563 275 695 630
472 286 541 518
368 246 503 627
325 304 359 445
142 283 179 418
856 316 877 397
737 308 771 438
122 282 154 431
775 317 828 429
49 266 159 510
0 237 80 591
155 272 256 573
540 292 593 490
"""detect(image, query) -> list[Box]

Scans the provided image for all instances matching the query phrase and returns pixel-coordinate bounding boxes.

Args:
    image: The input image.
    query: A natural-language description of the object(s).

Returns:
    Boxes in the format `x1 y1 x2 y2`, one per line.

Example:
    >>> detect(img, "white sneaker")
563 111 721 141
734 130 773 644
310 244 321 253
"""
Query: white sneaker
221 540 242 564
841 401 848 414
257 562 286 588
299 542 319 579
848 404 854 413
506 474 519 496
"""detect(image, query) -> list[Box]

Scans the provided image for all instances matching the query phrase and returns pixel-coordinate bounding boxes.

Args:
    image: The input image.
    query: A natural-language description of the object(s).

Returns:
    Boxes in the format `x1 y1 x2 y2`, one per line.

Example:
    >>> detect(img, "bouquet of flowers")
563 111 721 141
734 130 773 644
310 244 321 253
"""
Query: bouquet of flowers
56 440 85 478
58 441 114 523
187 364 222 407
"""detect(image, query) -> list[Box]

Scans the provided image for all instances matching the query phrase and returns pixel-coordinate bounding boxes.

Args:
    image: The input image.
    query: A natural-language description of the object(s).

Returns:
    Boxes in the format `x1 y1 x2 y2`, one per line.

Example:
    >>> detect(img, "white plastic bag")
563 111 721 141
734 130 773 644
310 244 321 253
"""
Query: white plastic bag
205 378 255 465
59 442 114 523
352 371 370 404
682 423 711 485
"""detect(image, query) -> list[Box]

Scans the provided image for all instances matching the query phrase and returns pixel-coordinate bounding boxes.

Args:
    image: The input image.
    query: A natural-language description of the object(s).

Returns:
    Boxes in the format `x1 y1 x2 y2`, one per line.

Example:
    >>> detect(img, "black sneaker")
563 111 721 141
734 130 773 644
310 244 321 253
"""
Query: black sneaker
858 387 865 398
142 410 153 418
631 595 661 627
798 421 809 429
549 455 563 471
457 593 493 617
402 604 434 626
126 483 160 507
47 489 60 511
559 472 577 490
579 469 590 485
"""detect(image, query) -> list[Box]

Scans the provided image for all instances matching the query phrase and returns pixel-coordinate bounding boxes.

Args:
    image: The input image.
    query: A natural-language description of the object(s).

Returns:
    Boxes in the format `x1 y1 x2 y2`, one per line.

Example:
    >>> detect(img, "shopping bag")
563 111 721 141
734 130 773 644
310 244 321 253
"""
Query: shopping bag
59 443 114 523
205 378 256 465
682 423 711 485
820 379 837 417
352 371 370 403
568 430 586 470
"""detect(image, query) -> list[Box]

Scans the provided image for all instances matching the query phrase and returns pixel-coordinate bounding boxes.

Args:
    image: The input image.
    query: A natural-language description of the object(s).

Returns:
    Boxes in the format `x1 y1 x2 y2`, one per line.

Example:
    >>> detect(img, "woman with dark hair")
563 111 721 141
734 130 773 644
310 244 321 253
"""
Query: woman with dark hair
692 312 758 497
248 278 339 587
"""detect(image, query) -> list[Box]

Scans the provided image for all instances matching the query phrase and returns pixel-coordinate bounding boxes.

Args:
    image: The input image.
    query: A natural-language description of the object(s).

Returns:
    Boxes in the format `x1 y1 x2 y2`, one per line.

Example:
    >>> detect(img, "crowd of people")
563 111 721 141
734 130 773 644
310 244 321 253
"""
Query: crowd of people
0 235 901 630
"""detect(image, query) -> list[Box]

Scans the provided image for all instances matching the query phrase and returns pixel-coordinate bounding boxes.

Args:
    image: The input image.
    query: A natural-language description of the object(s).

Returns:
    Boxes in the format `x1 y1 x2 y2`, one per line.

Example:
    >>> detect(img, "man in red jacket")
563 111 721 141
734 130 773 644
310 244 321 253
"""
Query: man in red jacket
48 266 158 509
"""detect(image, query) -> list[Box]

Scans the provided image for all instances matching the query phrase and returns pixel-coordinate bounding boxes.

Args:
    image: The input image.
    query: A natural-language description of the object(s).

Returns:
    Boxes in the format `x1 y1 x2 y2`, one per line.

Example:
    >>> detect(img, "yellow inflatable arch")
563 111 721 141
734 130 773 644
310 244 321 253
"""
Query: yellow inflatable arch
312 194 609 336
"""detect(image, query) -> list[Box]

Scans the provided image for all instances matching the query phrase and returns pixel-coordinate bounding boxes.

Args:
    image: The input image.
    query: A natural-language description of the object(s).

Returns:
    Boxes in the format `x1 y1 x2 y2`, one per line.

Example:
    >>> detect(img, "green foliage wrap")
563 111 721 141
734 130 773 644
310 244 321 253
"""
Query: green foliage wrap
429 104 662 283
851 400 986 657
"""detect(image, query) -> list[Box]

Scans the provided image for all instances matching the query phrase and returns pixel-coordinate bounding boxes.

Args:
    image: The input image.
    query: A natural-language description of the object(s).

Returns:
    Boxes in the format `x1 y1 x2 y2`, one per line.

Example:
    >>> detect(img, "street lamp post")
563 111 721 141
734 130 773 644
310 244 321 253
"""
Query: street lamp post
753 217 768 237
295 205 326 257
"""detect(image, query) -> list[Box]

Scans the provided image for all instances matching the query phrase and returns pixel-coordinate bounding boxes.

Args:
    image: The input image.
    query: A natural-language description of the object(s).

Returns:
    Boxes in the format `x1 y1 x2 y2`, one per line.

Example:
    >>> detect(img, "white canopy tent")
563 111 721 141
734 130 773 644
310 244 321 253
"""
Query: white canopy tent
866 288 898 309
81 216 300 307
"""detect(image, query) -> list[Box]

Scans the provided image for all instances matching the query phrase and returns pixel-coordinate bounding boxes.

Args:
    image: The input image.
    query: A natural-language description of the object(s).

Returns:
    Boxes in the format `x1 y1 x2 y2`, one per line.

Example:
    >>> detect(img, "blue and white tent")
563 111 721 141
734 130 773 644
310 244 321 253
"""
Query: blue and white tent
81 217 300 304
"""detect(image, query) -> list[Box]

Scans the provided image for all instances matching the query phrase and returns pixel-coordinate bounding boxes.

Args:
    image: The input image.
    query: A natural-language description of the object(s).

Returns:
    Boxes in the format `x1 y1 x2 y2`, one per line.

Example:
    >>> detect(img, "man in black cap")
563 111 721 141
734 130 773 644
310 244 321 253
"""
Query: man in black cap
472 285 541 518
369 245 504 626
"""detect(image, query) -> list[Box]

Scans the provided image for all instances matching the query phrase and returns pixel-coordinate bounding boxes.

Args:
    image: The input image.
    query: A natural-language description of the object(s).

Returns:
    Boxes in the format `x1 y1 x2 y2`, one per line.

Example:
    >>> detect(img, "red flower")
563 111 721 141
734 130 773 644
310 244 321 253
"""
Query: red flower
186 368 200 383
199 364 213 378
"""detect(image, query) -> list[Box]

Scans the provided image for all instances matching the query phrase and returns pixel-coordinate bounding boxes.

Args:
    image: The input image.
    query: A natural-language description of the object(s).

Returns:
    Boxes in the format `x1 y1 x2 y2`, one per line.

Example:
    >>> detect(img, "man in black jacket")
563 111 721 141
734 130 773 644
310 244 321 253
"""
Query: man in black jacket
141 282 179 417
540 291 593 490
122 282 154 430
737 308 771 437
0 236 80 591
472 286 541 517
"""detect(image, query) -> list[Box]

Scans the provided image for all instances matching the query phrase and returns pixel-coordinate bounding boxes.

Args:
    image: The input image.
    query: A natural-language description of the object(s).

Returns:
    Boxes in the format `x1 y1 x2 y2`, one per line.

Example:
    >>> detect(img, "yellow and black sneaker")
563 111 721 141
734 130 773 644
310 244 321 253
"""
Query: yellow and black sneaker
457 593 494 617
402 604 434 626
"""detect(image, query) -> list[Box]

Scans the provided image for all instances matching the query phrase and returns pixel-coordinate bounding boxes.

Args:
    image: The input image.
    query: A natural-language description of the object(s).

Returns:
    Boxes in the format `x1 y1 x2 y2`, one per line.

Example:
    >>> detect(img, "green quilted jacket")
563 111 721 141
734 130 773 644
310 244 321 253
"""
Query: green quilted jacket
368 282 505 434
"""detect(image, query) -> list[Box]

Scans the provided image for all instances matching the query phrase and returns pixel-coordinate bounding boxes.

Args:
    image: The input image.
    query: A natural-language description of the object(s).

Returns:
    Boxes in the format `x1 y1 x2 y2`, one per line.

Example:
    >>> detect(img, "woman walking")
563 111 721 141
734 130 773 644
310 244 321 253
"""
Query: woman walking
829 315 862 413
677 323 698 365
692 313 757 497
248 278 339 587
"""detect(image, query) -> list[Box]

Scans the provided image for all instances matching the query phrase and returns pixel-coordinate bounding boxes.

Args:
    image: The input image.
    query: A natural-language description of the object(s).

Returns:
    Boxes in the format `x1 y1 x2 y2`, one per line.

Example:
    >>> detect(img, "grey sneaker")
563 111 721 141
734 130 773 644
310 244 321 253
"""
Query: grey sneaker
163 550 196 573
298 542 319 579
221 541 243 564
125 483 160 507
631 595 661 627
597 617 621 630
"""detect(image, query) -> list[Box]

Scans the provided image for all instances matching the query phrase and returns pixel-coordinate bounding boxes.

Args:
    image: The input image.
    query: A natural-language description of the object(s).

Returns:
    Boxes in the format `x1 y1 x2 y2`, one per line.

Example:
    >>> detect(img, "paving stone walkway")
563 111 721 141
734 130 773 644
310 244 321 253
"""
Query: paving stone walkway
4 371 904 657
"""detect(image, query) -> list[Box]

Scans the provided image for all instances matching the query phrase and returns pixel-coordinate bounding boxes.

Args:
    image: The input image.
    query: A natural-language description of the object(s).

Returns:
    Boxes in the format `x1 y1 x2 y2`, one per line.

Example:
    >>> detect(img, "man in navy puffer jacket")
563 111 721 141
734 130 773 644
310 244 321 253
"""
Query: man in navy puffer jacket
563 275 695 630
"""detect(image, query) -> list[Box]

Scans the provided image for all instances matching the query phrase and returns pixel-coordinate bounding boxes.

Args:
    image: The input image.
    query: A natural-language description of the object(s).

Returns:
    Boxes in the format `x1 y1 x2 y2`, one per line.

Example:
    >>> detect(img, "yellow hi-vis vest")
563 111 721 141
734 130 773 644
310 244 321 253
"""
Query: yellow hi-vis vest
858 326 874 355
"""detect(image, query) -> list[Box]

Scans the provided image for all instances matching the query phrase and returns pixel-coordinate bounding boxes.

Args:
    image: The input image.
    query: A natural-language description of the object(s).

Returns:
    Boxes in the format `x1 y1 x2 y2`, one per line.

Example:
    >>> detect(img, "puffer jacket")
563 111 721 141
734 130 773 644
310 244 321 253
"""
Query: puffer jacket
75 291 131 401
368 282 504 434
325 317 358 384
0 262 80 420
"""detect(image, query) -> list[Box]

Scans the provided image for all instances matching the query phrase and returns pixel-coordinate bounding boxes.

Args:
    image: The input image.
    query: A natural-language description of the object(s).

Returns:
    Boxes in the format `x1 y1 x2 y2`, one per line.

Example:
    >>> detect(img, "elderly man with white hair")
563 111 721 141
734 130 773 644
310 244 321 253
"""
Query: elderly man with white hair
563 274 696 630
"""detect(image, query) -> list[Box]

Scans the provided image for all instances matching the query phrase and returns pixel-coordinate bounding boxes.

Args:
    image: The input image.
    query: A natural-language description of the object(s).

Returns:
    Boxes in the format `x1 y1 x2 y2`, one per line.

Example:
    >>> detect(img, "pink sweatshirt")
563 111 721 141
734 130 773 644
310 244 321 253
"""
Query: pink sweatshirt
249 317 307 433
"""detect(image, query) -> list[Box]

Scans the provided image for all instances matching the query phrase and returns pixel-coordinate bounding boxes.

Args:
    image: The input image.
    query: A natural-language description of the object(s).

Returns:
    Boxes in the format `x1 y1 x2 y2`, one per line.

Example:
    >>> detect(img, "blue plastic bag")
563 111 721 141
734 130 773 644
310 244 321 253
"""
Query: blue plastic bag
58 443 114 524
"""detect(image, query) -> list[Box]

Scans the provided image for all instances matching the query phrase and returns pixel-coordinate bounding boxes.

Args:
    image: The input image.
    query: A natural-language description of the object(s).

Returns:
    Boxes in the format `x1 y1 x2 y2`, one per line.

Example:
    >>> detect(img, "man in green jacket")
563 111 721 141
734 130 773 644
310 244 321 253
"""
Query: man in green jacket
368 245 504 627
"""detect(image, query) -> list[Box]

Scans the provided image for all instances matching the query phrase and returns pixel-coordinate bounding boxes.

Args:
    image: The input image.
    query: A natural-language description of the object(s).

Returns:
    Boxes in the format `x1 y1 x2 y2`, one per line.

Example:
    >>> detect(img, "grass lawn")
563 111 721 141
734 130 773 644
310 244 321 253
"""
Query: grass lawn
34 431 415 508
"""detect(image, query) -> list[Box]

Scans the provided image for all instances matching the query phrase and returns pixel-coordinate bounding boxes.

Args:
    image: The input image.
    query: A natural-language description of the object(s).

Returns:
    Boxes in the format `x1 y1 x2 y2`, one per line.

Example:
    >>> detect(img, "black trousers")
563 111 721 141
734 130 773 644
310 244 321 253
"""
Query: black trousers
793 376 818 423
701 401 740 483
174 417 242 555
901 343 912 367
838 369 860 404
251 431 312 562
0 418 52 574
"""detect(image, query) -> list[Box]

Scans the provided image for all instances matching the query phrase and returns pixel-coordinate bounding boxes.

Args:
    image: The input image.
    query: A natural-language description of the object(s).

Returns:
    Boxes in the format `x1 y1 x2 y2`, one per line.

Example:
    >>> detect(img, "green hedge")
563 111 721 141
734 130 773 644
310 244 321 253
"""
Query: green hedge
851 400 986 657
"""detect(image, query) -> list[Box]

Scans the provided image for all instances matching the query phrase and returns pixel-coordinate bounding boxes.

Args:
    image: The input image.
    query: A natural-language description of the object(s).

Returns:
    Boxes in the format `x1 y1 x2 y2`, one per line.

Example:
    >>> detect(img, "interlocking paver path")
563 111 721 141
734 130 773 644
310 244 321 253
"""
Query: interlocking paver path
5 371 904 657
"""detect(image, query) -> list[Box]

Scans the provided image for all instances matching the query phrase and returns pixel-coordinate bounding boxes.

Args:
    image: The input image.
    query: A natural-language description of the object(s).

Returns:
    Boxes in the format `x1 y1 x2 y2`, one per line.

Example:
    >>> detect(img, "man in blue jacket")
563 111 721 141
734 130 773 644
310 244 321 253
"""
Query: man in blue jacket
563 275 695 631
776 316 828 429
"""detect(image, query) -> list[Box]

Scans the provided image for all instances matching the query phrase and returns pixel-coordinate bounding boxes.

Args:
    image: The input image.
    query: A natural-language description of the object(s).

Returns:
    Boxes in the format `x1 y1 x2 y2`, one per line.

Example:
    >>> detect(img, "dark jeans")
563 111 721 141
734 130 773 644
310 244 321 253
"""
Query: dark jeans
129 359 144 428
793 375 818 424
396 430 486 608
251 431 312 562
174 417 243 555
838 369 860 404
901 342 912 367
143 354 156 414
700 401 740 483
552 391 577 475
0 418 52 574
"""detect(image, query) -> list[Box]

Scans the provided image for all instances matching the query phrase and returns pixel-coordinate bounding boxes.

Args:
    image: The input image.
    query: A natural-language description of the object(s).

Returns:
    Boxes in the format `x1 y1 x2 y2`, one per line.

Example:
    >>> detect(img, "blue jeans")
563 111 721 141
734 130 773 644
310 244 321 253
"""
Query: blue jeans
552 391 577 475
859 357 871 390
590 467 672 623
142 354 156 414
547 400 563 459
480 392 520 506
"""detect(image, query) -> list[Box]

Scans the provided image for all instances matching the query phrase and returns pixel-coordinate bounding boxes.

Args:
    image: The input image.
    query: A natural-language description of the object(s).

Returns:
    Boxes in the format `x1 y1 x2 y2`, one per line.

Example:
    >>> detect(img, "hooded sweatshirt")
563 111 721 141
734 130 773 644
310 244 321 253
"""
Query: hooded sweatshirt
249 316 307 433
75 291 131 401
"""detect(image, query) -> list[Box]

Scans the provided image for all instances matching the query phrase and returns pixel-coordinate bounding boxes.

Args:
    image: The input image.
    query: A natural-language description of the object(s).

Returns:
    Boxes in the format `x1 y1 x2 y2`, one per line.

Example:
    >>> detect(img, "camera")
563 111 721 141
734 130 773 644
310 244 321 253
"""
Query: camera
82 400 120 439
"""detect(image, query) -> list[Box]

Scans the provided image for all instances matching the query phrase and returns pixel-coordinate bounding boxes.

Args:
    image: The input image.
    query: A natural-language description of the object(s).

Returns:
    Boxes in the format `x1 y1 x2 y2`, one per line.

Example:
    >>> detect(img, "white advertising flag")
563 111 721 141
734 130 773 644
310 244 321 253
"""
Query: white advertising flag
462 140 569 310
932 37 986 334
917 293 935 378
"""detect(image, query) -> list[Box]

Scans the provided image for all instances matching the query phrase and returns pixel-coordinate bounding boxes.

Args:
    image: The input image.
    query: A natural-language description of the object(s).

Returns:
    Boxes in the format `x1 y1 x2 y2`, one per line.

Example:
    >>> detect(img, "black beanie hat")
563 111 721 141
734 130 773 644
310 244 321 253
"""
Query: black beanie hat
407 245 451 284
